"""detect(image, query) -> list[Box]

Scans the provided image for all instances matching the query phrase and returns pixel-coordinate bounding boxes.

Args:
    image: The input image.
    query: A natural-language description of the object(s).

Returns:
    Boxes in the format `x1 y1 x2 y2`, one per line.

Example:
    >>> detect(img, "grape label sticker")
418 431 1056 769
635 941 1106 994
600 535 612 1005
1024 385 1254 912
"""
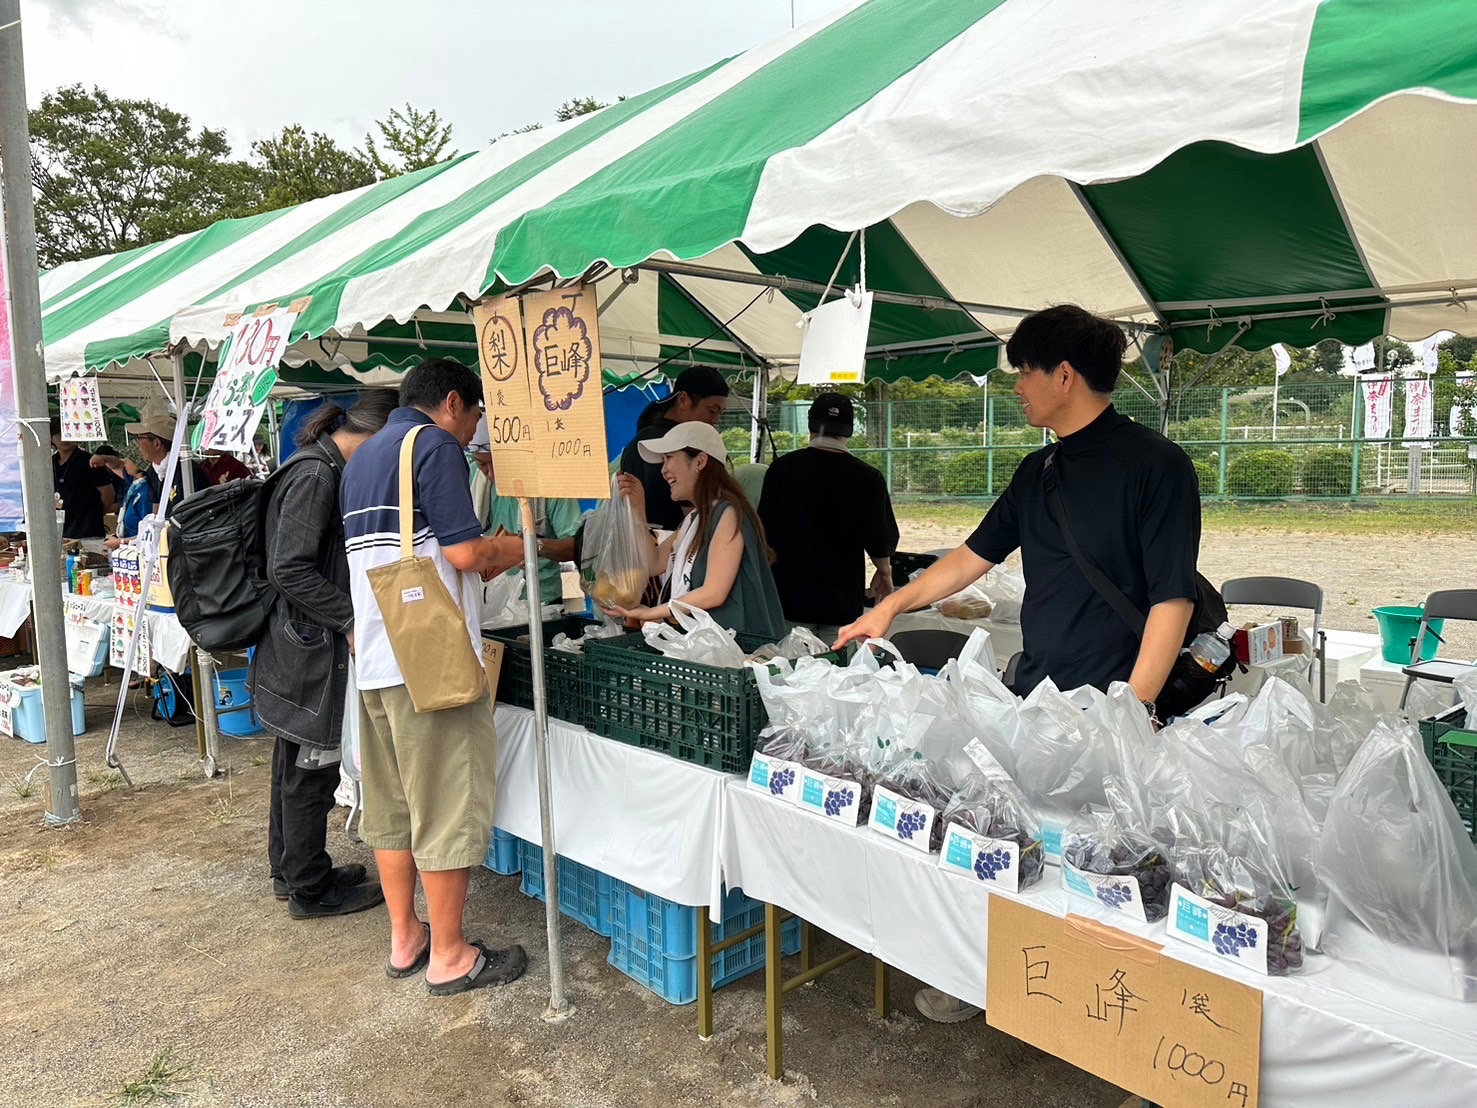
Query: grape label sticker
1039 820 1066 865
797 768 863 826
868 784 936 852
1062 860 1149 924
473 287 611 501
939 821 1022 893
199 303 303 453
1166 885 1271 977
748 753 803 804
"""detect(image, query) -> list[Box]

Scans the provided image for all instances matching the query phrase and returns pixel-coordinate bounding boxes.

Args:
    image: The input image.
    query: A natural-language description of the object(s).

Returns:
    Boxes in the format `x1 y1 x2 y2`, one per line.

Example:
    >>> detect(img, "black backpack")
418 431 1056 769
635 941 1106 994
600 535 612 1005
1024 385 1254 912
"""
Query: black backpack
165 454 314 654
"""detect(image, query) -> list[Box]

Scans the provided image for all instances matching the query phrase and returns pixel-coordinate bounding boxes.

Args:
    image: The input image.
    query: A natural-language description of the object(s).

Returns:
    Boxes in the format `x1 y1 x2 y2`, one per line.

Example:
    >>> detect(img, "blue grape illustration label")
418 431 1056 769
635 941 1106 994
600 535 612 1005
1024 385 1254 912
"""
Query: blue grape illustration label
1060 860 1148 923
797 769 863 826
939 823 1021 892
749 753 803 803
1166 884 1271 975
867 785 936 853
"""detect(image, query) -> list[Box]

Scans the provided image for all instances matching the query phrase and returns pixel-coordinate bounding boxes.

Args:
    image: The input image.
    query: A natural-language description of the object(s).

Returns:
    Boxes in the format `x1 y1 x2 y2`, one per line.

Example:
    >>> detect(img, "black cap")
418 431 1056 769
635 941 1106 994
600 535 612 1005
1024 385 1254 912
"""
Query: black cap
809 392 854 428
672 365 730 400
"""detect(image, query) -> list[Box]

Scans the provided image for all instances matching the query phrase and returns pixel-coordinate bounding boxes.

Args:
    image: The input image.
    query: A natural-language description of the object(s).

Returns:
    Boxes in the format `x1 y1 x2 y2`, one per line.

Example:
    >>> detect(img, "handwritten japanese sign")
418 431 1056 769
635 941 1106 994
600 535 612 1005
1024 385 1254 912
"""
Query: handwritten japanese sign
987 898 1263 1108
59 376 106 442
472 287 610 500
197 302 304 453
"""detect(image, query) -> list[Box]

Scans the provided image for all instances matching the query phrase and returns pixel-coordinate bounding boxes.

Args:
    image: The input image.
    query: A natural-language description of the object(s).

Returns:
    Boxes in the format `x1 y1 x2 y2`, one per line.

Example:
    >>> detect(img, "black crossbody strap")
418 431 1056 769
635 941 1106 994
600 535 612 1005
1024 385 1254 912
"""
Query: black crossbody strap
1042 447 1147 639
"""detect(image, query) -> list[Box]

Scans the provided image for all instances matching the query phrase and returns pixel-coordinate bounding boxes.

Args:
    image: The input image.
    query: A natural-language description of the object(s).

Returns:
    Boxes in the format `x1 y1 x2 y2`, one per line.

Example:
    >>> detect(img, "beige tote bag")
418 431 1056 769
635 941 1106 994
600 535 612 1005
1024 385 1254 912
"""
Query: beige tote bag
367 424 487 711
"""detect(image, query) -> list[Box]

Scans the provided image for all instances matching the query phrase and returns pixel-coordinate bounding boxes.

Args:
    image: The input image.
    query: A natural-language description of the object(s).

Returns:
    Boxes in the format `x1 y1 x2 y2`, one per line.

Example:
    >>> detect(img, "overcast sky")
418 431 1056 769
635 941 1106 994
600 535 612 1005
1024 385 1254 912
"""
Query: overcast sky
22 0 836 153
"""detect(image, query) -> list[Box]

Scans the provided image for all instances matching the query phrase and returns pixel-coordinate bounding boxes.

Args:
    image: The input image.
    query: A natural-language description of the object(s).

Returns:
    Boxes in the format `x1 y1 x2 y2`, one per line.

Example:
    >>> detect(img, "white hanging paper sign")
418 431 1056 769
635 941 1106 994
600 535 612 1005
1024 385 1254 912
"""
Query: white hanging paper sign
1271 344 1291 376
1350 342 1376 372
59 376 106 442
1361 375 1394 439
197 302 304 453
1404 376 1434 440
797 289 872 385
1423 340 1441 375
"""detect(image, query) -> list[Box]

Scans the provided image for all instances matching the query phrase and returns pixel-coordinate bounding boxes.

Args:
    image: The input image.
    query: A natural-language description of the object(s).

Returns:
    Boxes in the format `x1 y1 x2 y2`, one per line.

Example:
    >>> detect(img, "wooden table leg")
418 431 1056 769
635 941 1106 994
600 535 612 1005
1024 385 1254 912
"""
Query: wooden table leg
765 902 783 1080
799 919 813 975
874 957 890 1018
697 904 713 1040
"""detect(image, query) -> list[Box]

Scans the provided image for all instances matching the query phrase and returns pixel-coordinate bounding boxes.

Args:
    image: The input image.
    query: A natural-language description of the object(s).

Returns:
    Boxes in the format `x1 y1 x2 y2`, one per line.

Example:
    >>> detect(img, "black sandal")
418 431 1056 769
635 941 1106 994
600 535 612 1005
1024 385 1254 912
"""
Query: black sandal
386 923 431 979
426 940 528 996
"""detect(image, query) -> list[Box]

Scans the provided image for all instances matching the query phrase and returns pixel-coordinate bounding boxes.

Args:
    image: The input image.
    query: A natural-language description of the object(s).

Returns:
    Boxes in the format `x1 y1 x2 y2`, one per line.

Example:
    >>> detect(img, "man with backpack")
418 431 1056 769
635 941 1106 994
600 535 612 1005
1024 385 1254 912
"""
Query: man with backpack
835 304 1203 1023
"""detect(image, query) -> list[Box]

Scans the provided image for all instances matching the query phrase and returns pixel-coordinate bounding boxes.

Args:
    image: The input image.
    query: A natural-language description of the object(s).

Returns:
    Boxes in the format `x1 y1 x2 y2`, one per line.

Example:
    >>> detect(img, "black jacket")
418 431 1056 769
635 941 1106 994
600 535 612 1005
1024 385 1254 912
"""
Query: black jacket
249 435 353 748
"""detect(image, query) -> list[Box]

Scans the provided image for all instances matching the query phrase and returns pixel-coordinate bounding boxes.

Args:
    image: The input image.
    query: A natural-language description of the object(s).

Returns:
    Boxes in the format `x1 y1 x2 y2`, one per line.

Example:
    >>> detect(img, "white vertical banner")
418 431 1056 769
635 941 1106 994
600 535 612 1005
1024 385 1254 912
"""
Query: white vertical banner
1423 340 1441 375
1404 376 1434 440
1361 375 1394 439
1271 343 1291 375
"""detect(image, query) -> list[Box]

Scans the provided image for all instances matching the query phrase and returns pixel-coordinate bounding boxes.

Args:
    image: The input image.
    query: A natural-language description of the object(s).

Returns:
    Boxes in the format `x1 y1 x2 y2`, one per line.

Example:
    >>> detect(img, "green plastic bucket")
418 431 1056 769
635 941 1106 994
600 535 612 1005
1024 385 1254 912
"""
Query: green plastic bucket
1372 606 1444 665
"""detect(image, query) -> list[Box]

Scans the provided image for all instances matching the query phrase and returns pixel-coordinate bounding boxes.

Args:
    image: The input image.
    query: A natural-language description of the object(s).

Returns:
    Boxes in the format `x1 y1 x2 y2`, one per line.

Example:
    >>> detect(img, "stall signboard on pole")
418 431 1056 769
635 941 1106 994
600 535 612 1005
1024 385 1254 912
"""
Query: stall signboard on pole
59 376 106 442
473 286 610 500
196 301 305 453
987 898 1263 1108
0 184 25 530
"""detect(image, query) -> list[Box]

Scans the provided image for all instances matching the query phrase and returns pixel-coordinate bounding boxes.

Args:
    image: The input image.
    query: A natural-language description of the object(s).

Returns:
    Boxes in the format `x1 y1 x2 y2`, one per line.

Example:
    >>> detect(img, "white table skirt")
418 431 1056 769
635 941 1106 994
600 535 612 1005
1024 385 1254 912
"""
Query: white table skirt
0 578 192 673
719 782 1477 1108
492 704 730 912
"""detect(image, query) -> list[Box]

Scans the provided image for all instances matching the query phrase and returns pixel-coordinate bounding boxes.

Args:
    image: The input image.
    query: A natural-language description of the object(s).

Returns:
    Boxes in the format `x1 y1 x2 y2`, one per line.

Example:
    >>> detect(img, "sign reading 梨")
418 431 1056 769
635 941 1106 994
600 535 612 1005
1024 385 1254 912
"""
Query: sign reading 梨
472 286 609 500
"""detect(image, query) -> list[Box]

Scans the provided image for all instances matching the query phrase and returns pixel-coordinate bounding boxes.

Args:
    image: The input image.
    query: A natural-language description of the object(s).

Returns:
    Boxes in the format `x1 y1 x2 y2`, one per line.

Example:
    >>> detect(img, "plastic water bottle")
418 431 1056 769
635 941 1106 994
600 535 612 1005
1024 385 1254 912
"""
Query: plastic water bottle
1187 621 1236 673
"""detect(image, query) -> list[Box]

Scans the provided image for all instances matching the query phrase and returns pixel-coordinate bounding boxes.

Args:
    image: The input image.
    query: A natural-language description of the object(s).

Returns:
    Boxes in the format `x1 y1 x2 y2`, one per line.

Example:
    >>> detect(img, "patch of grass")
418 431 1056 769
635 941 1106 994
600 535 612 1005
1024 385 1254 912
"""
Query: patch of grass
3 770 35 798
206 797 241 825
84 769 124 794
116 1048 195 1103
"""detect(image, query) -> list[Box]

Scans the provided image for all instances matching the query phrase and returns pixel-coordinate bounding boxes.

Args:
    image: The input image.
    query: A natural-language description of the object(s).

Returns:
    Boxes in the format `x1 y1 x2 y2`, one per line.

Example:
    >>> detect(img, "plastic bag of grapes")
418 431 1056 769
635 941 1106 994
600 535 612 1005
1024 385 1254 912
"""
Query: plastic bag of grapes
939 768 1045 891
870 751 954 853
1061 789 1173 923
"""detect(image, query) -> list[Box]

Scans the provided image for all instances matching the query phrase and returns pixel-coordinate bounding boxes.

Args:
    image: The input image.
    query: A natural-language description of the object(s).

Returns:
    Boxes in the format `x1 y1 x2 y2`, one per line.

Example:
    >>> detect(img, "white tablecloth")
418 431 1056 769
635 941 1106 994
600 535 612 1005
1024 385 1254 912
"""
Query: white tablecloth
720 783 1477 1108
0 577 192 672
492 704 730 911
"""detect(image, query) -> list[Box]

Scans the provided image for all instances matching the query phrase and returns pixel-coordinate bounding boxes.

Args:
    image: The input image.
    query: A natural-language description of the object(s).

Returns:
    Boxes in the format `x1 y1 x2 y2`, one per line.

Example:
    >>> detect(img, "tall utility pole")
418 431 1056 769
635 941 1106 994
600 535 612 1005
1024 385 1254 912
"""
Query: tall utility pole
0 0 82 824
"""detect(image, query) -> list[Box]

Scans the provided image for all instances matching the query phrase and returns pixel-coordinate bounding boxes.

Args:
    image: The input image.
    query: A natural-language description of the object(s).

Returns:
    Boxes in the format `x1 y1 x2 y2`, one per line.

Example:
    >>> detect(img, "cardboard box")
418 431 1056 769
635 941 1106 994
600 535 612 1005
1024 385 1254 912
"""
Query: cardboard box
1233 622 1283 666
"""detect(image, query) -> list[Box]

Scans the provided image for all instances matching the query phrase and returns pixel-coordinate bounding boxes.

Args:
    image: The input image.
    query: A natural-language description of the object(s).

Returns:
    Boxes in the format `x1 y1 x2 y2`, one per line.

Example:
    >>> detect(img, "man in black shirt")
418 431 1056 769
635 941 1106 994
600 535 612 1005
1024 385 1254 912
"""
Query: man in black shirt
838 304 1200 1025
759 393 898 632
51 417 115 541
618 366 730 531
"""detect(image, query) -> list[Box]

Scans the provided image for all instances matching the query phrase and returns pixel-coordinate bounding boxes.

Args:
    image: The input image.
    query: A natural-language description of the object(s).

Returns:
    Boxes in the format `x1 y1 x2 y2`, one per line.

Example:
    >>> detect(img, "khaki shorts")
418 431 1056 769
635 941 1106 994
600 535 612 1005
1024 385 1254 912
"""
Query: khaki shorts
357 684 496 871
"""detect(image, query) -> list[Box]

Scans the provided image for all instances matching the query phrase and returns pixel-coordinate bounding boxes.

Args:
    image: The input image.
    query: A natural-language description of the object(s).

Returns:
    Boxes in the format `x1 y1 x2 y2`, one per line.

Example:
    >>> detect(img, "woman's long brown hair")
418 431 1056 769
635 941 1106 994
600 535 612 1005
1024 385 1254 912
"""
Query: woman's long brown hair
683 448 775 564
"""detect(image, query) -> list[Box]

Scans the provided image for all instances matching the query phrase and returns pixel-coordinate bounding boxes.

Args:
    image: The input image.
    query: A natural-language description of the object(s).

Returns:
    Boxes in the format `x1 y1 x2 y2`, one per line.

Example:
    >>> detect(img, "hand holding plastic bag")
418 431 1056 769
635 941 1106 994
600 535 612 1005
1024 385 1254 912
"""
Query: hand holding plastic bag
581 475 649 611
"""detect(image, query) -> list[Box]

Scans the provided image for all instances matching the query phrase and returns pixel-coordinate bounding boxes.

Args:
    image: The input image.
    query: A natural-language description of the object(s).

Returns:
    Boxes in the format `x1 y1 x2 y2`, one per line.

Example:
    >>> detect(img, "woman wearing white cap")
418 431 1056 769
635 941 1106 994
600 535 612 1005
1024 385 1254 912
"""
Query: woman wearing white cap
604 421 785 640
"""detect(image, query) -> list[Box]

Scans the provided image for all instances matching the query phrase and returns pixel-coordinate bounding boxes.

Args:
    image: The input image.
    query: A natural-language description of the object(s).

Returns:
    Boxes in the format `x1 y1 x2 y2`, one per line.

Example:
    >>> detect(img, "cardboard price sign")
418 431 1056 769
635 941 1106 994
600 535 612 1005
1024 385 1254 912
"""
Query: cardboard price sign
198 302 305 453
986 898 1263 1108
473 287 610 500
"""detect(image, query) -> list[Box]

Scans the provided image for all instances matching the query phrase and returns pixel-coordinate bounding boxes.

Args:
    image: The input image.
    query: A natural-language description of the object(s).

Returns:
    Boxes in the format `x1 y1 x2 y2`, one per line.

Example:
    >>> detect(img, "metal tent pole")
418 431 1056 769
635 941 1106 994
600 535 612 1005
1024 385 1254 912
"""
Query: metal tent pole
519 498 572 1022
0 2 80 824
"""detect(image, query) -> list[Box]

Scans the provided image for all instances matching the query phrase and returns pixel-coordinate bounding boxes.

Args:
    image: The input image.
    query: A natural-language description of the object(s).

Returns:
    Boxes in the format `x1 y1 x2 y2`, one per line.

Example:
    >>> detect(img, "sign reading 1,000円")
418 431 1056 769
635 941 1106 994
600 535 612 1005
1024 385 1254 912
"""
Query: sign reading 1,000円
473 285 610 500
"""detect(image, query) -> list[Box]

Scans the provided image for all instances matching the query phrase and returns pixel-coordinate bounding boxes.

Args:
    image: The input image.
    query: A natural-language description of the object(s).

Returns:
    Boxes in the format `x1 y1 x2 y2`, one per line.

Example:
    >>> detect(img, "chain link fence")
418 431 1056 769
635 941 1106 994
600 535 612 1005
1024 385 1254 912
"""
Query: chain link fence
720 380 1477 502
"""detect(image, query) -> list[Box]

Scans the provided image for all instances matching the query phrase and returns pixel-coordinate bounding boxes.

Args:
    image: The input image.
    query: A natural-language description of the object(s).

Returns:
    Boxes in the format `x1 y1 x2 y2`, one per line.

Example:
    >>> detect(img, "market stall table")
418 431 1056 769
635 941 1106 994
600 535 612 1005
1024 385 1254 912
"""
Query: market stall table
720 782 1477 1104
0 576 192 673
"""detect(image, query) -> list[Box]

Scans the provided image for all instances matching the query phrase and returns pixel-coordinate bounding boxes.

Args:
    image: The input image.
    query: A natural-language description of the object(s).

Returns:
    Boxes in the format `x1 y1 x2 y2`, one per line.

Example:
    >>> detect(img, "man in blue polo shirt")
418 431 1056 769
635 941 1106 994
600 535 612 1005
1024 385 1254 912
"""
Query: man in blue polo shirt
342 358 526 996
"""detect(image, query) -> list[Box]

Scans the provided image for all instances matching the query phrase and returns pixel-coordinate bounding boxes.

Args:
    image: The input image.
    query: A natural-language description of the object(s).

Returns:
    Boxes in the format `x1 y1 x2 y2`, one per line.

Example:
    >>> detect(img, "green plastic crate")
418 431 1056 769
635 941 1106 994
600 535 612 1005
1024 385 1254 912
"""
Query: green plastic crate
1420 708 1477 845
484 617 594 725
583 632 843 773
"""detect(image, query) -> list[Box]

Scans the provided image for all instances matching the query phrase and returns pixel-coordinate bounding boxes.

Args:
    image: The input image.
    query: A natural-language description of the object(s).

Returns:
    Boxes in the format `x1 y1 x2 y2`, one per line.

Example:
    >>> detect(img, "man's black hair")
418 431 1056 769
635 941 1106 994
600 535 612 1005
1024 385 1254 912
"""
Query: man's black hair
399 357 483 413
1005 305 1127 394
49 415 61 437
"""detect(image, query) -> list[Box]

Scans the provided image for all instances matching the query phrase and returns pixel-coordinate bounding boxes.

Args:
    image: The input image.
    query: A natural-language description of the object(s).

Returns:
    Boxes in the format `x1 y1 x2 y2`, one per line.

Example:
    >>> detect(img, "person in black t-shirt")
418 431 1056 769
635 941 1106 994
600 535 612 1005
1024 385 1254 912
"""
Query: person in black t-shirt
838 304 1200 1026
618 366 730 532
838 304 1199 703
759 393 898 632
124 402 211 520
51 417 115 541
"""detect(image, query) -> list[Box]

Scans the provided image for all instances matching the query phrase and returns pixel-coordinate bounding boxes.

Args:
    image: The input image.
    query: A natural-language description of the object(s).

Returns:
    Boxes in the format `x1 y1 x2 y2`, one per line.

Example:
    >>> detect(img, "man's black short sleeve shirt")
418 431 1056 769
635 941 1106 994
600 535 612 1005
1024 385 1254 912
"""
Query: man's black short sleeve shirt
966 406 1200 695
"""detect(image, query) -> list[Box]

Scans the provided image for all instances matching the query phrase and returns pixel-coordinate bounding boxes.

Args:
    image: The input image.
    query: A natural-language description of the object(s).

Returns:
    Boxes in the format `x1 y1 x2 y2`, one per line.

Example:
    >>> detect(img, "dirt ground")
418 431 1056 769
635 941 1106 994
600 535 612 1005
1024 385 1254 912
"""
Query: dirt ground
3 524 1470 1107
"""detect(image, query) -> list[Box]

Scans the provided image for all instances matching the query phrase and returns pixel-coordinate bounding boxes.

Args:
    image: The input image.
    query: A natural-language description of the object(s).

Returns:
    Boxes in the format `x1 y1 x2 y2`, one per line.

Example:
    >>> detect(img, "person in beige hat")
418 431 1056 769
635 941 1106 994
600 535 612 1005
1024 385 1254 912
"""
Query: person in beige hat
603 420 785 640
124 399 210 520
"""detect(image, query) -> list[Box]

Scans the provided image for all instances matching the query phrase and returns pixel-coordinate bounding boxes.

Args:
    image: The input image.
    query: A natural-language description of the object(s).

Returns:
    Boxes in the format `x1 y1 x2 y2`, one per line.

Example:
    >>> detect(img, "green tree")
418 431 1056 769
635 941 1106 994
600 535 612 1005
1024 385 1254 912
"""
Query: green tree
28 84 264 266
364 103 457 178
1375 336 1416 370
252 124 374 210
555 96 608 121
1440 334 1477 365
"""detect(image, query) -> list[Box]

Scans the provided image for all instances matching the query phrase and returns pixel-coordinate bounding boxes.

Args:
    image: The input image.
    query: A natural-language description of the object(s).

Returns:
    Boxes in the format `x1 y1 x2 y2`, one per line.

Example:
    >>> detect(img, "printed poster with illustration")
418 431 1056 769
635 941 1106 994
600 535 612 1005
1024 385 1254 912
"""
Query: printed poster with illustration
472 286 609 501
196 303 303 453
59 376 106 442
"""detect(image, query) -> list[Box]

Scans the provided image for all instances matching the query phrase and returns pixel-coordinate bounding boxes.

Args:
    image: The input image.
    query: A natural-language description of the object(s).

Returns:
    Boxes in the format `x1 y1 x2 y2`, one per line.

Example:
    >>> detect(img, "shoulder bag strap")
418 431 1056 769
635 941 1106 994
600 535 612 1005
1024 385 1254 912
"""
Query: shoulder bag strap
1041 446 1147 639
397 425 427 561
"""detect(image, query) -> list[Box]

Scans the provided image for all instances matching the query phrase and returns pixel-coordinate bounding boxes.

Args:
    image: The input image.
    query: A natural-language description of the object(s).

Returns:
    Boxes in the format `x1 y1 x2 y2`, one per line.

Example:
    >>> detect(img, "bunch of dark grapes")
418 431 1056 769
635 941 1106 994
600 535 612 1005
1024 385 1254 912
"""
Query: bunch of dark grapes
895 810 929 840
973 847 1011 882
1063 838 1172 922
823 787 855 817
769 767 795 796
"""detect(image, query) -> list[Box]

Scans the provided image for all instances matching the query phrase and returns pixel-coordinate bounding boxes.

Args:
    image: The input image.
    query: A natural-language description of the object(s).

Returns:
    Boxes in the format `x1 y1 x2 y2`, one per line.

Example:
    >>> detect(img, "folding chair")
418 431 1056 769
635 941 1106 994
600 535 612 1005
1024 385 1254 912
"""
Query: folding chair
1398 589 1477 711
1220 576 1326 699
889 629 972 675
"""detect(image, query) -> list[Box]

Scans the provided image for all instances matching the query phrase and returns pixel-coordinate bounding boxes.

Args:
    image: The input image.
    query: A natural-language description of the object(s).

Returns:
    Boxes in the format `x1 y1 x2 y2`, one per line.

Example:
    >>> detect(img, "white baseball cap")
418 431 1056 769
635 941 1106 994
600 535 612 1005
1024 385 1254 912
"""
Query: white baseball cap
467 414 491 454
637 421 728 464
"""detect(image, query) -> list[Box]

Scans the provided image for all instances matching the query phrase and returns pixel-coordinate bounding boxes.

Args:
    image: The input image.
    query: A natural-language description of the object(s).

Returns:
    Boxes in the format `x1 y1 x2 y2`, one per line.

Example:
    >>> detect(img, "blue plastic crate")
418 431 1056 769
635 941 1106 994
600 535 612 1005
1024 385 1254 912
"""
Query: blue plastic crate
607 881 801 1005
5 674 86 744
482 829 522 876
517 840 614 936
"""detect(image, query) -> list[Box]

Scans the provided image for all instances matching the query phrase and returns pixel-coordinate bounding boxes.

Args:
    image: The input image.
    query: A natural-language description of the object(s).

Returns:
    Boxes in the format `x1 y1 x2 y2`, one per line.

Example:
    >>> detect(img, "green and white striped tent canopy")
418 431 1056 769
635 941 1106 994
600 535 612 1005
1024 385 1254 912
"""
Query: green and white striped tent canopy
38 0 1477 395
